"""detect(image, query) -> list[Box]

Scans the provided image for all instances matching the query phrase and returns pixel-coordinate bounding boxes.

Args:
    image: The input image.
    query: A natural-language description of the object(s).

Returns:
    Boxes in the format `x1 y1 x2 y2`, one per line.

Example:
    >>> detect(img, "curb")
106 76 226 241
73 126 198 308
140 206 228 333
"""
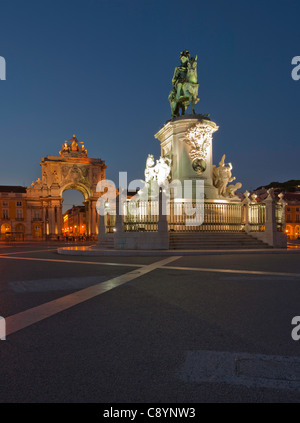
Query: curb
57 247 300 257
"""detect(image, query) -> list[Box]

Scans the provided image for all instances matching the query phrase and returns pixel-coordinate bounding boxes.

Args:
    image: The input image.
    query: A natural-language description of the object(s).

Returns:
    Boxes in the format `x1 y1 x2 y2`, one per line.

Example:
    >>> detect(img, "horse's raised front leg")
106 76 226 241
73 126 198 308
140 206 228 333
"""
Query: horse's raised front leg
191 98 196 114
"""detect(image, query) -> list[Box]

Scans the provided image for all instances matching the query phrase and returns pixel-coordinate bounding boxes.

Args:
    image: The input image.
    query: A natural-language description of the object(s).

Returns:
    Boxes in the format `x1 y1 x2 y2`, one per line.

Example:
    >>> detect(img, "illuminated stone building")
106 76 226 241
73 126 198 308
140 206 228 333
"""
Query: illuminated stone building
0 135 106 241
63 206 86 238
284 193 300 239
0 186 27 240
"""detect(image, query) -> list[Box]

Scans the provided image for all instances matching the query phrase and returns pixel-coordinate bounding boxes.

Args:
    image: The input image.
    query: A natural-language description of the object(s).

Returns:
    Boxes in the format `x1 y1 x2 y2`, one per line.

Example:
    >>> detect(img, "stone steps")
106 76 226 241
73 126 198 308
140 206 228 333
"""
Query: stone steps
97 236 114 249
97 232 271 250
169 232 271 250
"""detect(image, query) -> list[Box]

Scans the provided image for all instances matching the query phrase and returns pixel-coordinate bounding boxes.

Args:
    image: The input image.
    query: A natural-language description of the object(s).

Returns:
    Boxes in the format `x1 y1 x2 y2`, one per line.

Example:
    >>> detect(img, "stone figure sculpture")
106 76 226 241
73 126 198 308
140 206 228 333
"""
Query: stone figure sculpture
61 141 70 154
155 157 172 186
52 170 59 185
71 138 79 152
43 172 48 186
139 154 172 200
144 154 171 186
226 182 242 198
213 155 241 198
169 50 200 118
144 154 156 183
28 178 42 190
59 135 88 158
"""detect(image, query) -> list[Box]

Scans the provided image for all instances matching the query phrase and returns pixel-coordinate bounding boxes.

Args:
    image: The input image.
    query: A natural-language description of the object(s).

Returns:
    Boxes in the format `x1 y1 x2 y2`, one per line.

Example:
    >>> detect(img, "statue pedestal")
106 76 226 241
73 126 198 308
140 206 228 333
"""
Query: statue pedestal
155 115 219 200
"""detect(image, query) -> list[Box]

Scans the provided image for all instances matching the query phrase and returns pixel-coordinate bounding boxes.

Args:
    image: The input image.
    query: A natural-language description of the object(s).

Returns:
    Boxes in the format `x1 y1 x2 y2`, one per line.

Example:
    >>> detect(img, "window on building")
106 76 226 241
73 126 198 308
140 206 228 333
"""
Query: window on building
16 209 23 219
287 214 292 222
2 201 8 207
34 210 41 220
2 209 9 219
16 201 22 207
296 208 300 212
296 215 300 223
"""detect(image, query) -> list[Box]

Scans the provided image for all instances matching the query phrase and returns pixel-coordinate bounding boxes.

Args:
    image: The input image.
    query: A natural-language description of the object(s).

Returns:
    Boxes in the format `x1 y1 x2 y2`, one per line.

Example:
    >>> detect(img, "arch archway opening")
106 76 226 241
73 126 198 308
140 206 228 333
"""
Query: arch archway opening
62 189 88 240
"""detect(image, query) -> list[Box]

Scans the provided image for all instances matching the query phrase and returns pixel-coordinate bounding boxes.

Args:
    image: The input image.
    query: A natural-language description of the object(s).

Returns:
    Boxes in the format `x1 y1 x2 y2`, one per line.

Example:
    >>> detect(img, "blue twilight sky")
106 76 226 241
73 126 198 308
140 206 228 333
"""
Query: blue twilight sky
0 0 299 197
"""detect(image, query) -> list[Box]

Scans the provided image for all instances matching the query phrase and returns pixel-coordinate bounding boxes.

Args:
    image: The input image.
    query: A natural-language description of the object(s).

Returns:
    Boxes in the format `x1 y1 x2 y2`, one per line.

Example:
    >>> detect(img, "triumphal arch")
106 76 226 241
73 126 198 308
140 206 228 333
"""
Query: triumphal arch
26 135 106 240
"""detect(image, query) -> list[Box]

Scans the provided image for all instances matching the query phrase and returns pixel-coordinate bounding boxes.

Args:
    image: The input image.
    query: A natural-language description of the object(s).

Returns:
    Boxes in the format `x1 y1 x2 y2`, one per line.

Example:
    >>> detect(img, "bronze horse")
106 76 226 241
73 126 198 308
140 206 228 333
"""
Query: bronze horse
169 56 200 118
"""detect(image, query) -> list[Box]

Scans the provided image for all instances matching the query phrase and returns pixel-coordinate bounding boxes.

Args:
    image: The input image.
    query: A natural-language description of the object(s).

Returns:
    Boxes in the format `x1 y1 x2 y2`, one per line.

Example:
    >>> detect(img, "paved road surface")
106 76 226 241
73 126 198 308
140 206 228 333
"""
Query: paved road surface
0 242 300 403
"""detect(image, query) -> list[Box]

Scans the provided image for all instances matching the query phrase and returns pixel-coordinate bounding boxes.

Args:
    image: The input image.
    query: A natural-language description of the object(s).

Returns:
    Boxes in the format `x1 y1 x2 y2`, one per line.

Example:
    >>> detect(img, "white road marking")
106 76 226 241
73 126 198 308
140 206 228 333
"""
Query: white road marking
2 253 299 337
0 248 57 256
219 276 295 281
9 276 110 293
5 256 181 337
163 265 300 278
179 350 300 391
0 255 142 268
1 255 299 278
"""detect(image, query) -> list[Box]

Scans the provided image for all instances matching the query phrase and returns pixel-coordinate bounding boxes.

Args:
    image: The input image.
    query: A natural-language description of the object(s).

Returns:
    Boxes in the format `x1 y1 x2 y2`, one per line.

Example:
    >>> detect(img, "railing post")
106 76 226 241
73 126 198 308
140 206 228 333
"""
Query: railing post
115 193 124 233
264 189 277 234
97 213 106 244
158 189 168 234
278 192 287 233
263 188 288 247
242 191 251 233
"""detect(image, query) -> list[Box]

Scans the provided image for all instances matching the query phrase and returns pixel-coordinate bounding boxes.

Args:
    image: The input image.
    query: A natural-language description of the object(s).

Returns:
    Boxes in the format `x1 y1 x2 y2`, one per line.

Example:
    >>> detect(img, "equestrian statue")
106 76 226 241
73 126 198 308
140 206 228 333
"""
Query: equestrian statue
168 50 200 119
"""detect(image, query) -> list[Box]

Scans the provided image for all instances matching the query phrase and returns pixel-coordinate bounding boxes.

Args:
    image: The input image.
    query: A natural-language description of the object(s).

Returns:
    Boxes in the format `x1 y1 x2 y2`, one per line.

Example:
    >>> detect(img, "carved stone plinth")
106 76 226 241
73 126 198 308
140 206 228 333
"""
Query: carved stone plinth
155 115 219 199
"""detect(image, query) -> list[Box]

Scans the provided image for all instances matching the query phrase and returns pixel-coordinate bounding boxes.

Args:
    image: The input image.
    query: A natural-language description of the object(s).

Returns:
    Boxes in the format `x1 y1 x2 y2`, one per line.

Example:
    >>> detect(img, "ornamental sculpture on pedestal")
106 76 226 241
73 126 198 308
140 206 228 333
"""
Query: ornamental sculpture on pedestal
213 154 242 199
184 122 218 174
